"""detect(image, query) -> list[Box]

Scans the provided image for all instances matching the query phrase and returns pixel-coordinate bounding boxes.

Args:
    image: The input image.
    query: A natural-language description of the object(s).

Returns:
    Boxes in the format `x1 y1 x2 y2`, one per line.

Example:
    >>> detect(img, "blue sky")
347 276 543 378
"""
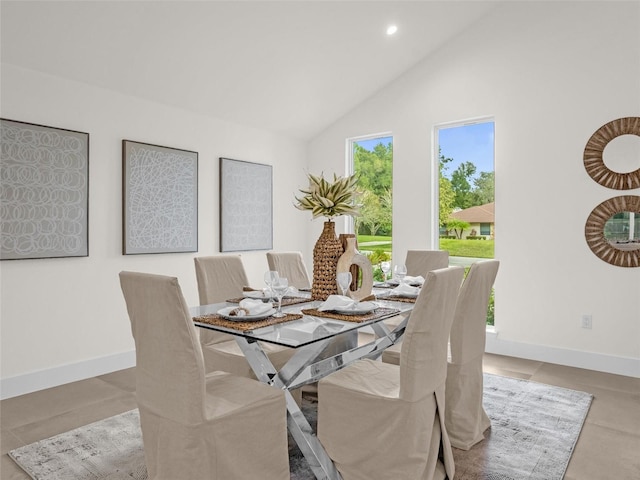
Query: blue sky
355 121 494 180
438 122 494 179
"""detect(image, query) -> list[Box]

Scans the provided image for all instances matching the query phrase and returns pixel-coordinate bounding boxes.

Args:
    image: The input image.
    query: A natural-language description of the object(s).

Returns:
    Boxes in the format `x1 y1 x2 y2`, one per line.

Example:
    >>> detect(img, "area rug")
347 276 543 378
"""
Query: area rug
9 373 592 480
452 373 592 480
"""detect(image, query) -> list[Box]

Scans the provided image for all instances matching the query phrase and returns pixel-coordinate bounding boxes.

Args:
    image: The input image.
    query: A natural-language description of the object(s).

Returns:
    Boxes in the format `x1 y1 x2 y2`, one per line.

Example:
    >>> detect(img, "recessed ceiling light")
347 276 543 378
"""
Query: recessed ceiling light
386 25 398 36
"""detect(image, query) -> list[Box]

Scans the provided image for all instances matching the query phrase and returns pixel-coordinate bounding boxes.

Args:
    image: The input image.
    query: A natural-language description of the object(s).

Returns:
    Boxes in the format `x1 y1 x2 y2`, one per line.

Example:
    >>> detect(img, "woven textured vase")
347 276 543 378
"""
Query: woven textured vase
312 221 344 300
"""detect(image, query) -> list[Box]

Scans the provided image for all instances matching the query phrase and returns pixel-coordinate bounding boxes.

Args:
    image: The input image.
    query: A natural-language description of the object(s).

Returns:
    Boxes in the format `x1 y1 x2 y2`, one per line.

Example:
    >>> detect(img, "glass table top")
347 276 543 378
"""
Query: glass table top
190 297 414 348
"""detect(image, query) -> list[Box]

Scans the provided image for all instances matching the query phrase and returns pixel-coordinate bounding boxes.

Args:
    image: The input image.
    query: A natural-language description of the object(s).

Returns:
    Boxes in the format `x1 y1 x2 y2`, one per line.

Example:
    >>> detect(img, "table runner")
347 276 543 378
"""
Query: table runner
300 307 399 323
194 312 303 332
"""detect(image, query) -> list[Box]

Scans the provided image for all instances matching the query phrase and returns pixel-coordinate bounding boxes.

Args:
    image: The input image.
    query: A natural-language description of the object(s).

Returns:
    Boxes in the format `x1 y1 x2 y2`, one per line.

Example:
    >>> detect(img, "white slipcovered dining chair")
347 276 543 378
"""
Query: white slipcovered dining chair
194 255 297 380
194 255 250 347
318 266 464 480
405 249 450 277
383 249 450 333
266 251 312 290
445 259 500 450
119 271 290 480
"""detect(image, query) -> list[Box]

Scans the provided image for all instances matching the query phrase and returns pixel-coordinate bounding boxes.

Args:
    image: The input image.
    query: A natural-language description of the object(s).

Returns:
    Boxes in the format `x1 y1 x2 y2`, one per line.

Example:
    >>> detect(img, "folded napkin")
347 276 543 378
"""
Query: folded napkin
390 284 420 297
284 286 299 297
242 288 274 299
403 275 425 285
229 298 273 316
318 295 357 311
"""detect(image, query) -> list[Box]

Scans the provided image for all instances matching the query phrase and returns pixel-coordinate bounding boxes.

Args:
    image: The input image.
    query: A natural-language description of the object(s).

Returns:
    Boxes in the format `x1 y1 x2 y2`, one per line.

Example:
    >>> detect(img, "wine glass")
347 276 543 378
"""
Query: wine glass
336 271 352 297
272 277 289 317
380 261 391 283
394 264 407 284
264 270 279 299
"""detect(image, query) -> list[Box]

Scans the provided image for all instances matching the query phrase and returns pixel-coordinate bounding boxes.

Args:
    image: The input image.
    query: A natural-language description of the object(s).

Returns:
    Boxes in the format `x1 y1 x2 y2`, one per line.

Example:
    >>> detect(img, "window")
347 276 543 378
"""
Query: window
435 119 494 253
348 134 393 280
435 118 495 325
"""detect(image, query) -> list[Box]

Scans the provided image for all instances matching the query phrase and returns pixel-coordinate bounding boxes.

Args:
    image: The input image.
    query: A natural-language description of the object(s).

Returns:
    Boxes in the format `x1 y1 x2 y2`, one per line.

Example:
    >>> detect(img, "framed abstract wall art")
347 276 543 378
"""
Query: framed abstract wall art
122 140 198 254
1 119 89 260
219 157 273 252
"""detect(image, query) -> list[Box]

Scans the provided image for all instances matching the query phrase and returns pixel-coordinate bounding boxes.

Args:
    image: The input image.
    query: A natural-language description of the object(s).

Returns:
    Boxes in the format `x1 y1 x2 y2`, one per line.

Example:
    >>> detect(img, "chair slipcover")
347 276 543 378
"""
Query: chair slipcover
383 249 451 345
405 249 450 277
194 256 301 402
194 255 250 346
318 266 464 480
445 259 500 450
119 271 289 480
266 251 312 290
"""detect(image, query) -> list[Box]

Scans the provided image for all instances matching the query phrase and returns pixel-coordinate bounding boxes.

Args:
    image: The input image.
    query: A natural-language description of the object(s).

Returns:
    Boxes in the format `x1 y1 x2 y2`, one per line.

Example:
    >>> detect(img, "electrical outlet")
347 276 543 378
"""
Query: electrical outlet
581 314 592 329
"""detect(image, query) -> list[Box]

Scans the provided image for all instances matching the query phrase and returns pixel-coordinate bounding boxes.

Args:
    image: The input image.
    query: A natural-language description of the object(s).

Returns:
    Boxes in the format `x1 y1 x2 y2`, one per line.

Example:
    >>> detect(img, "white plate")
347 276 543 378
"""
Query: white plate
376 290 419 299
387 279 423 287
333 302 376 315
217 306 276 321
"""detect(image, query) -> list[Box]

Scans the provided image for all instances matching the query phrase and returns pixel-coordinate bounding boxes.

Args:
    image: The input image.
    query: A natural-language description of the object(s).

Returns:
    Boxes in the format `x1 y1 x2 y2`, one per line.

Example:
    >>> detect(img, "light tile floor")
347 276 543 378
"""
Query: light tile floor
2 353 639 479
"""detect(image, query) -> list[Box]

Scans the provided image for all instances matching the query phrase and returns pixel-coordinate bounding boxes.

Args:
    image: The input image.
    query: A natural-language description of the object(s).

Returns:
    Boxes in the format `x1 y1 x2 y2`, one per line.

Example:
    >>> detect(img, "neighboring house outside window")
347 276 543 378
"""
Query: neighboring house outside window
449 202 495 239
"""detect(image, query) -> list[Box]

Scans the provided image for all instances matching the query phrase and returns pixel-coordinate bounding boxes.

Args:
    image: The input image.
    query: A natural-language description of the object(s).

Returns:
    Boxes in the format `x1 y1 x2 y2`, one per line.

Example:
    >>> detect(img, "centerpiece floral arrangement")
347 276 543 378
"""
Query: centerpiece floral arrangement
294 172 361 300
294 172 361 220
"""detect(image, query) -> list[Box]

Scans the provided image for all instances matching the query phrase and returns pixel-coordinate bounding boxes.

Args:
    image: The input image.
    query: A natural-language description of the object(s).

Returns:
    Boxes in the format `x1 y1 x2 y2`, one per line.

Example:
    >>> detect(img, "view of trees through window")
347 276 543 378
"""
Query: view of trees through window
351 136 393 275
437 120 496 324
438 121 495 250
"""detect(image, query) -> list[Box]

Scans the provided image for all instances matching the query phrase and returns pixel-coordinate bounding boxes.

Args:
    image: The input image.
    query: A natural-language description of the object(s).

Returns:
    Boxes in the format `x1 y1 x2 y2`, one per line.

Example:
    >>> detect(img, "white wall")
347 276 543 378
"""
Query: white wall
0 64 311 398
308 2 640 377
2 2 639 400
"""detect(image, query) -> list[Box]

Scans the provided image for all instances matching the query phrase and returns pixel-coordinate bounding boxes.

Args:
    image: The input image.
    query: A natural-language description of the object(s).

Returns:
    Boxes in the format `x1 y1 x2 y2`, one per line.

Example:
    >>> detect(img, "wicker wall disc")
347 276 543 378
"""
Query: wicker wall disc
583 117 640 190
311 221 344 300
584 195 640 267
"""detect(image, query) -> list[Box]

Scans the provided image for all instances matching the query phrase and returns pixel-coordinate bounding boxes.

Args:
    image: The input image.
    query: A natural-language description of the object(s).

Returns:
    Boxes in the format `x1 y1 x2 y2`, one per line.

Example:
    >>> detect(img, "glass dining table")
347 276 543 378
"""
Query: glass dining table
191 291 415 480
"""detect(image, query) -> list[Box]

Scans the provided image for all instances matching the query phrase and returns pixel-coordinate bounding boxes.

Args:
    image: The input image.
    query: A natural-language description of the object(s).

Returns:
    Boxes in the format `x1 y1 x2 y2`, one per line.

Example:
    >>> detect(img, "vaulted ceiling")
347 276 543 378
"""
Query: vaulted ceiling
1 1 500 140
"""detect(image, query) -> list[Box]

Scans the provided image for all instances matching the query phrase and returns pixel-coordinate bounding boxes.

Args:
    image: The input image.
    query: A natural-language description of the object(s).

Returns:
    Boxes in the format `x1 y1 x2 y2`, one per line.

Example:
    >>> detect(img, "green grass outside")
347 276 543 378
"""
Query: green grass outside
358 235 494 259
357 235 392 252
439 239 494 258
357 235 392 243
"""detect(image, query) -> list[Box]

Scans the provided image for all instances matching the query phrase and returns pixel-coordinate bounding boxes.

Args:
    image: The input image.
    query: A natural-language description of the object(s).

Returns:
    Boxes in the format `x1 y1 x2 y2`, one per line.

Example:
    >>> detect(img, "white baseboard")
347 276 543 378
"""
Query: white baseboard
2 336 639 400
1 350 136 400
485 330 640 378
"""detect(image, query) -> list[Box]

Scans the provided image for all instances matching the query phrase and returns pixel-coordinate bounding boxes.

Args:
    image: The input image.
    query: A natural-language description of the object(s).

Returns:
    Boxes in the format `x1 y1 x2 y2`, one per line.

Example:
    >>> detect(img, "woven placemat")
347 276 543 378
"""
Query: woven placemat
193 312 303 332
300 307 399 324
375 295 417 304
226 296 312 306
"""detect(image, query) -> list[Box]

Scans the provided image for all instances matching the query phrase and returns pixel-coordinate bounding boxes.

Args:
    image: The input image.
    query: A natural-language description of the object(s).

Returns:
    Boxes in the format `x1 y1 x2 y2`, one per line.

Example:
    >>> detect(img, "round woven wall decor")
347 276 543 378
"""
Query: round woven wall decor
584 195 640 268
583 117 640 190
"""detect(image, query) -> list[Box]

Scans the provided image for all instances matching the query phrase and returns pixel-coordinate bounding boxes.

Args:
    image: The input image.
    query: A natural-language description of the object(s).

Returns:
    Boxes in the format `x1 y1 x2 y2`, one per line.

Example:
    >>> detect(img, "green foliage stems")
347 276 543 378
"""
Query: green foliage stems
294 172 361 220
